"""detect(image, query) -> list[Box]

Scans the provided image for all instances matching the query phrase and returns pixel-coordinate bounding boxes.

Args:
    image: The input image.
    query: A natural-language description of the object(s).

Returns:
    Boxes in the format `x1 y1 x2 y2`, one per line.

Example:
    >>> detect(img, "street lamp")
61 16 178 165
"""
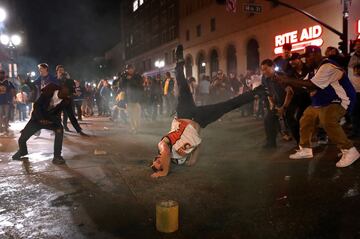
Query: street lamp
0 34 9 45
1 33 22 79
155 59 165 75
154 60 165 69
11 35 21 46
0 34 22 47
0 8 6 22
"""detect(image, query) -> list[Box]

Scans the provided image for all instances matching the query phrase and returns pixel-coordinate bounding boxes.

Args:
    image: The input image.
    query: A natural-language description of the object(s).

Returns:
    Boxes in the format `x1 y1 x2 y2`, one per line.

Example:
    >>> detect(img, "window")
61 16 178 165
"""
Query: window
169 26 176 41
162 30 167 43
196 24 202 37
165 52 169 65
186 30 190 41
168 4 175 20
210 18 216 32
133 0 138 12
172 49 176 63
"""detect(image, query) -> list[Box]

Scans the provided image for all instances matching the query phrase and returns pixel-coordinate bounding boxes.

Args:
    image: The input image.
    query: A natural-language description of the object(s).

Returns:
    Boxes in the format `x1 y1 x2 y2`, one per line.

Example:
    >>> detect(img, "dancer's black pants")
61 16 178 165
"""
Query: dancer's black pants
18 120 63 156
175 63 256 128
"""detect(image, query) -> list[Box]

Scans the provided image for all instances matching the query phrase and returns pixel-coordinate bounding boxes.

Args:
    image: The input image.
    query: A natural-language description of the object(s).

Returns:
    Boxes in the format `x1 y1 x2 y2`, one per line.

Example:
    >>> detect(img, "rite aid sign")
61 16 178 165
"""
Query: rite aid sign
274 25 324 54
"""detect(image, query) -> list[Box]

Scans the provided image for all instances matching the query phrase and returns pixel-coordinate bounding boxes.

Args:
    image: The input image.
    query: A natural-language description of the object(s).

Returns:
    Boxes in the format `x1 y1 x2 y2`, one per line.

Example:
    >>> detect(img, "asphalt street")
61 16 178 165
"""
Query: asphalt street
0 114 359 239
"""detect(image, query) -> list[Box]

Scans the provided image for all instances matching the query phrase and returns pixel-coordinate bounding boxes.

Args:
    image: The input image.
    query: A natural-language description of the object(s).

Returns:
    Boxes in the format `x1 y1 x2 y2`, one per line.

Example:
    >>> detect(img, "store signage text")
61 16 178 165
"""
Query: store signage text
274 25 324 54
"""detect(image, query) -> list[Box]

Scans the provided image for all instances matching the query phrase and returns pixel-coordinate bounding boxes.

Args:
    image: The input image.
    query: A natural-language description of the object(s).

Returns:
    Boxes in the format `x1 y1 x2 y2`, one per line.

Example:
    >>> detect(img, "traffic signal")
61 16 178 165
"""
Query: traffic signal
338 41 346 53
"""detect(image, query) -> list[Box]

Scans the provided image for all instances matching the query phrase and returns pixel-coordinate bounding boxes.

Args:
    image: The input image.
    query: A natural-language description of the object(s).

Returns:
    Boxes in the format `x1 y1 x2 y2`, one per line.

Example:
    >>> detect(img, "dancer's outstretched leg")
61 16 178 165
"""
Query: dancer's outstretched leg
174 46 196 120
193 87 265 128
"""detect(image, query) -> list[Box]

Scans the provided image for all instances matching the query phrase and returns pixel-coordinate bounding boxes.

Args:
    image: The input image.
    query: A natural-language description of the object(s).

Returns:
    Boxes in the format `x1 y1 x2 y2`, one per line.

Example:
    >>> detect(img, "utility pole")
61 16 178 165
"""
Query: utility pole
341 0 351 55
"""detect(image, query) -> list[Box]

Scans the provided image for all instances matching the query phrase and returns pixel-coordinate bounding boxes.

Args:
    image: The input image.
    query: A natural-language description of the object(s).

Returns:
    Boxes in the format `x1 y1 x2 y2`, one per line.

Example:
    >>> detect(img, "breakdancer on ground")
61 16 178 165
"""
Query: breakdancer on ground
150 45 266 178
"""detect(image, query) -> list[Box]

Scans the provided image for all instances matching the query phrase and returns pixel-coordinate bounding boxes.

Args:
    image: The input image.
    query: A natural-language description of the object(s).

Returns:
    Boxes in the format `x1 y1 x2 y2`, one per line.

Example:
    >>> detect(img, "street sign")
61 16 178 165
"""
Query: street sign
242 4 262 14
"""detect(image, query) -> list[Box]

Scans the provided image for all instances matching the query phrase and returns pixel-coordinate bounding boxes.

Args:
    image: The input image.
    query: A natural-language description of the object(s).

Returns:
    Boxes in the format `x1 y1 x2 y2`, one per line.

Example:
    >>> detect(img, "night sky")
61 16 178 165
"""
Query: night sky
12 0 122 79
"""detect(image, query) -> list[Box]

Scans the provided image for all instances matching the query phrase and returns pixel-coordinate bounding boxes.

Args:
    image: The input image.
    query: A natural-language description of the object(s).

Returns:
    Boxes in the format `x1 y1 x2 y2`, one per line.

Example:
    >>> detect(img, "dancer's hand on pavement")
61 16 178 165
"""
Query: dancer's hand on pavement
151 171 167 178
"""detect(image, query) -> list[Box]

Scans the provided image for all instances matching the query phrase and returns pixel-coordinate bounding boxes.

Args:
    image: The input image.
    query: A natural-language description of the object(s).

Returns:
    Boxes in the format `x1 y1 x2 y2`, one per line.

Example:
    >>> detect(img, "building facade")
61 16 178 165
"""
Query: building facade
180 0 360 81
119 0 180 76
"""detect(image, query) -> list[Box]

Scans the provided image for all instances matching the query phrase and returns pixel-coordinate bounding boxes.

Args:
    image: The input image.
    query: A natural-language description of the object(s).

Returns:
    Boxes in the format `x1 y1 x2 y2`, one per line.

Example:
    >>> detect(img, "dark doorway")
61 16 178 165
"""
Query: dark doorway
246 39 259 71
227 44 237 75
185 55 193 78
210 49 219 76
197 52 206 80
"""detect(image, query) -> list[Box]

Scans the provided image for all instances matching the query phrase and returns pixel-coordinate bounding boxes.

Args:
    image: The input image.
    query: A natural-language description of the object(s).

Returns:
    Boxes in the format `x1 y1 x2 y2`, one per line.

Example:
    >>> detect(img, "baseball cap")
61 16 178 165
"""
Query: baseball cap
301 46 321 57
289 53 302 61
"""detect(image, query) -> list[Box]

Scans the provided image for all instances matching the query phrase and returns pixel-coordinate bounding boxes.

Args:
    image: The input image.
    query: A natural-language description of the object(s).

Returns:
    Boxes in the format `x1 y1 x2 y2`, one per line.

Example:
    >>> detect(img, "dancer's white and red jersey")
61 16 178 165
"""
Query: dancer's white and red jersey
165 118 202 162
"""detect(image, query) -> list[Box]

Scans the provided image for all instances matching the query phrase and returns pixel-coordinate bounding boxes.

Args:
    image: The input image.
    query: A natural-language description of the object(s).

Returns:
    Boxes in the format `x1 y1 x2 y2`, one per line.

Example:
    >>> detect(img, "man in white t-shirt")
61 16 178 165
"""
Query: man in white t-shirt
150 45 266 178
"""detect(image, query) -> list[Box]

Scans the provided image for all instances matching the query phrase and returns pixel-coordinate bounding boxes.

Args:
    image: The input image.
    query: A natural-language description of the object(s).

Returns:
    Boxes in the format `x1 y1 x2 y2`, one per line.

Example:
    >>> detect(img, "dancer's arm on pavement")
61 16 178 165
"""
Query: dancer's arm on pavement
151 138 171 178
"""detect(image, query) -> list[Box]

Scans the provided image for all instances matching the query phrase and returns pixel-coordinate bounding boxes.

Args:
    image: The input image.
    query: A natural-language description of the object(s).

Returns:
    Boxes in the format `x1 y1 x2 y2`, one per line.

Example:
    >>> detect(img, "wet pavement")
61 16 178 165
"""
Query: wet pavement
0 114 360 239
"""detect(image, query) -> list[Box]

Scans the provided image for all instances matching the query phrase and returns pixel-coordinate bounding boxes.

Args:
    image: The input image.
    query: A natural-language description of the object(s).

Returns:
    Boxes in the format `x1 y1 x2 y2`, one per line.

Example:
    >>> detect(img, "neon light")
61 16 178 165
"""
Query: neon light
274 39 324 54
274 25 323 54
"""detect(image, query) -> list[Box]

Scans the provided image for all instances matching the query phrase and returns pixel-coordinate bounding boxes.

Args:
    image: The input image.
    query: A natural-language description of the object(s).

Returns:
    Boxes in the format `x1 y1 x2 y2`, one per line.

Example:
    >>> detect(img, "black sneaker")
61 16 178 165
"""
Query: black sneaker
12 151 27 161
52 156 66 165
64 126 71 132
175 45 184 63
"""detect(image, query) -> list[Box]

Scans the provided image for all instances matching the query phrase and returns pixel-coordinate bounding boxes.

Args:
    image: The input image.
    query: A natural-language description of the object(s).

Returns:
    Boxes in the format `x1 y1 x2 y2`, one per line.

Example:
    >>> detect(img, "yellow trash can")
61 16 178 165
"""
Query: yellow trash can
156 200 179 233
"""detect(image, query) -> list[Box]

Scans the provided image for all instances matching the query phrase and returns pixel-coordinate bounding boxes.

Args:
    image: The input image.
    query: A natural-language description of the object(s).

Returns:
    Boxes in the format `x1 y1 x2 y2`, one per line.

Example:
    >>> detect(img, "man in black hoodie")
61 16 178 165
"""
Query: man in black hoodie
12 83 87 164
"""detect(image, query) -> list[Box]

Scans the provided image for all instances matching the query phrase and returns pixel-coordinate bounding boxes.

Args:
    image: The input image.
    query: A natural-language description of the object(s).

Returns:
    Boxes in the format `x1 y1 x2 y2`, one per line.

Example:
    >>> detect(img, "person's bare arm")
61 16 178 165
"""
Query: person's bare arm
278 75 317 90
151 139 171 178
276 86 294 116
268 96 275 110
186 144 201 167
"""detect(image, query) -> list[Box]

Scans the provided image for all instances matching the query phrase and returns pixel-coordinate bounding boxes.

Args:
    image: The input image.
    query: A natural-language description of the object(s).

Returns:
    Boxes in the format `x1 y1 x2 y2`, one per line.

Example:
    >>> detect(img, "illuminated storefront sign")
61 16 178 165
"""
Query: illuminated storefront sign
274 25 324 54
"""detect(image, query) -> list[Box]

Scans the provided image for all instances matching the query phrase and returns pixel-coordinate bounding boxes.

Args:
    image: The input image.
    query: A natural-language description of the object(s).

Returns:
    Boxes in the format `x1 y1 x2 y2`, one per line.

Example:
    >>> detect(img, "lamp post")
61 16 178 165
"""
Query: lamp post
154 59 165 75
1 33 22 78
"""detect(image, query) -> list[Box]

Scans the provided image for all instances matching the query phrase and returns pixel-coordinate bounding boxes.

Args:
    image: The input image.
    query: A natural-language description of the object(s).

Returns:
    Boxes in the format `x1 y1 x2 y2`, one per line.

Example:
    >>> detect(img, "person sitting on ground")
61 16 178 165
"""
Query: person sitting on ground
12 83 88 165
150 45 266 178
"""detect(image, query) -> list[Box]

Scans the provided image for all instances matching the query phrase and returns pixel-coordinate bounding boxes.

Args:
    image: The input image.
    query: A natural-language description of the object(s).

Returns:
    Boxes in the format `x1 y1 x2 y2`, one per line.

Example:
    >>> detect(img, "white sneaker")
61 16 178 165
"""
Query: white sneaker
289 147 313 159
336 147 360 168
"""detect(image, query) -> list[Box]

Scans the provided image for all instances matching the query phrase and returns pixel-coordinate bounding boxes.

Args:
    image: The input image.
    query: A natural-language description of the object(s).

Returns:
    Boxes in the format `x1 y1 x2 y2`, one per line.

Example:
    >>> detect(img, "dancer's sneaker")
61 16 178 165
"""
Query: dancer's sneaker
52 156 66 165
12 151 27 161
336 147 360 168
289 147 313 159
